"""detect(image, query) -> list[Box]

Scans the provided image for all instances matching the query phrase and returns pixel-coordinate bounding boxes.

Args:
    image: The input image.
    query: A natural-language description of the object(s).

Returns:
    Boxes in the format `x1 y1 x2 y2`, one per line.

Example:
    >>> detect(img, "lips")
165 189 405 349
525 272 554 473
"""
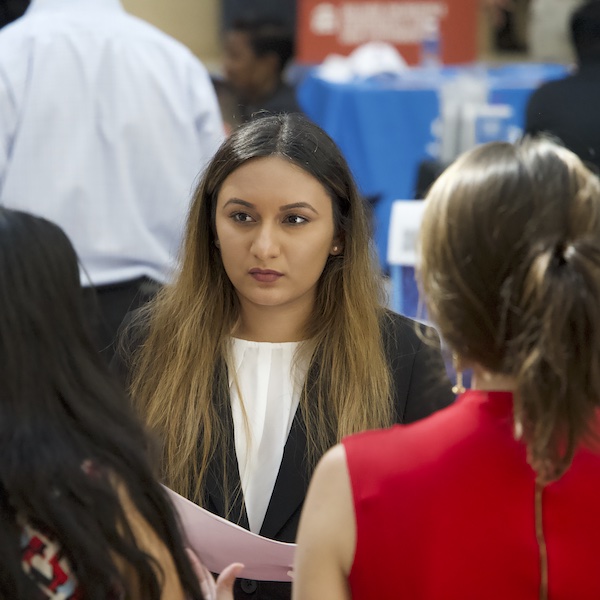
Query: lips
249 268 283 283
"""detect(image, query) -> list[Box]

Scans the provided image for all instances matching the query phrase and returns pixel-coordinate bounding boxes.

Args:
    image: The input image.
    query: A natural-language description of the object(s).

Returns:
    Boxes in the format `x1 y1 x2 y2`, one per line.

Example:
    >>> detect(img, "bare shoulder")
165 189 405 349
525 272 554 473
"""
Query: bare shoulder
293 445 355 600
303 445 354 530
313 444 349 484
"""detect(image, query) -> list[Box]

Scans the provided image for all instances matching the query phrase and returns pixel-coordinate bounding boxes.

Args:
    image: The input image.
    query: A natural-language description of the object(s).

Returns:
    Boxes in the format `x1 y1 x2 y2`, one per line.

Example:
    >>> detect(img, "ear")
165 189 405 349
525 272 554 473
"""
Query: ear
215 239 221 249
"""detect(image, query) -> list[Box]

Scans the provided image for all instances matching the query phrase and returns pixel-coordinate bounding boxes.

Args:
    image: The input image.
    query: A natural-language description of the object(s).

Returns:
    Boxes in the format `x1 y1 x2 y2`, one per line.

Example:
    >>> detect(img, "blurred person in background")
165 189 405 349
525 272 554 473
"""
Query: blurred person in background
222 17 301 125
526 0 600 173
294 138 600 599
0 0 224 362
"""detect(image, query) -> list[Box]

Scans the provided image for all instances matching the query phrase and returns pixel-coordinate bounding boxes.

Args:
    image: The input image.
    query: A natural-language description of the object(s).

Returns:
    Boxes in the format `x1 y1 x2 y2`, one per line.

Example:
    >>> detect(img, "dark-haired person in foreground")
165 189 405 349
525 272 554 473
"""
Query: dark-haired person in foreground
0 208 240 599
294 138 600 599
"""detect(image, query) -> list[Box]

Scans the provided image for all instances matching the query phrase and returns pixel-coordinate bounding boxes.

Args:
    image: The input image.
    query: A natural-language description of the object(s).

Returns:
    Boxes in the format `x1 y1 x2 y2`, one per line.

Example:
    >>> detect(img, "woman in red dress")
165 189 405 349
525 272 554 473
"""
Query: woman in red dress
293 138 600 600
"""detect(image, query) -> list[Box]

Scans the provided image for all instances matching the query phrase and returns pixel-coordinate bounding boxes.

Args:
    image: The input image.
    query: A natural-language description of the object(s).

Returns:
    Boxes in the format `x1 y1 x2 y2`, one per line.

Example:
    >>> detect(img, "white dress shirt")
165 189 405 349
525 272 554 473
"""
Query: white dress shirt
0 0 224 285
228 338 311 534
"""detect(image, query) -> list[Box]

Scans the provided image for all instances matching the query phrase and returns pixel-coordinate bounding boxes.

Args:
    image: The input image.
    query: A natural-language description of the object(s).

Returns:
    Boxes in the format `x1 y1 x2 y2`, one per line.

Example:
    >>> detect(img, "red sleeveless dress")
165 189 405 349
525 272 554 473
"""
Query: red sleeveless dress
343 390 600 599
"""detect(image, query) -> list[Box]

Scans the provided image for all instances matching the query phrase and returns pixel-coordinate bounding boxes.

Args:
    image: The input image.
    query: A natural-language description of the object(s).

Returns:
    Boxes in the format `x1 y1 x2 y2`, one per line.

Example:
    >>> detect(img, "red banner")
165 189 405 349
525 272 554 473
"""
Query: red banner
297 0 479 65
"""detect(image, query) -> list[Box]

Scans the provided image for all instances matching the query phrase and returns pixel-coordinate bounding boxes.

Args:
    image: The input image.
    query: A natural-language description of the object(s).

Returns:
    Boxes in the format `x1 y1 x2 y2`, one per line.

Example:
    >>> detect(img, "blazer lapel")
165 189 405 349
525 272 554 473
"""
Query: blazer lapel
259 407 309 540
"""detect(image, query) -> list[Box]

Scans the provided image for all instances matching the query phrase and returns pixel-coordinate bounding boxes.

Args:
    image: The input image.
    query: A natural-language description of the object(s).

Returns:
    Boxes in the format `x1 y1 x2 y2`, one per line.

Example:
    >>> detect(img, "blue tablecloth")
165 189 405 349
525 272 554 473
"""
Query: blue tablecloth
298 63 570 275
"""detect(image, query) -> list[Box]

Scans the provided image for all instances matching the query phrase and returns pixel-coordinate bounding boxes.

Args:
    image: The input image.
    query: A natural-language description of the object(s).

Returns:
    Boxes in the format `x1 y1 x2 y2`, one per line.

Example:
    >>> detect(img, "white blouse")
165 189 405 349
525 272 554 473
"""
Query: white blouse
228 338 311 534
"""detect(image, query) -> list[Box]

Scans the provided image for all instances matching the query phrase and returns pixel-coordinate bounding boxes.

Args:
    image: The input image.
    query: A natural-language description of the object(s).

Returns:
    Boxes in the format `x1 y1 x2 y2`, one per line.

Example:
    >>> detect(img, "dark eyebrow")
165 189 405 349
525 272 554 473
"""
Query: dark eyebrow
222 199 319 215
280 202 318 215
222 198 254 209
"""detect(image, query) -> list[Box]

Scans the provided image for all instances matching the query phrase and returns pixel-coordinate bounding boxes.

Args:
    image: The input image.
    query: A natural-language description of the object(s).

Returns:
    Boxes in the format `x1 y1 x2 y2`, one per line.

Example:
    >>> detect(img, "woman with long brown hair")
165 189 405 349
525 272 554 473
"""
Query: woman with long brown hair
118 113 452 600
293 138 600 600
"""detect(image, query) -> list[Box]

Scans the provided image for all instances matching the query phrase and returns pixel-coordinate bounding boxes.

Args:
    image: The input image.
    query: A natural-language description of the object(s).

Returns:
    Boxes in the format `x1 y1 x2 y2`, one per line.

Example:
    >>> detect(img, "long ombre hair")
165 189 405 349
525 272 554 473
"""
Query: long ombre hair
128 114 393 506
419 138 600 483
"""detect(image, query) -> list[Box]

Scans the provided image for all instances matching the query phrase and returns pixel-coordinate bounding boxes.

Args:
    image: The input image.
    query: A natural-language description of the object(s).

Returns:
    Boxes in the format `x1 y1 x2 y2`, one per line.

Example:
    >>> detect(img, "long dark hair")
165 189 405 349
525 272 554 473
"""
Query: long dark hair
419 138 600 483
0 209 202 599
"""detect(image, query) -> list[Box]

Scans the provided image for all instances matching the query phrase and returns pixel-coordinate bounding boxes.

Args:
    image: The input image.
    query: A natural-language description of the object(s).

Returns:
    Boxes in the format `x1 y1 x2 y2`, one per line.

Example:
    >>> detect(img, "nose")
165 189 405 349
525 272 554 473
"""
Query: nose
251 223 280 261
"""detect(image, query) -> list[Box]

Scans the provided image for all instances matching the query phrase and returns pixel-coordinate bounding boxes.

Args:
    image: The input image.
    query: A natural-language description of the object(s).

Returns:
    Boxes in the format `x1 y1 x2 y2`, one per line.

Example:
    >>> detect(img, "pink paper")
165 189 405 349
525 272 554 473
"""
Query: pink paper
164 486 296 582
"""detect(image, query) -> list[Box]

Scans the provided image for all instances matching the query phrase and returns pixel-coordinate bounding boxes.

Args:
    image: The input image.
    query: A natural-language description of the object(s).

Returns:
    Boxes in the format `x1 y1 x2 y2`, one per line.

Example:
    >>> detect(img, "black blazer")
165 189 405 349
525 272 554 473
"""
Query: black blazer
114 310 454 600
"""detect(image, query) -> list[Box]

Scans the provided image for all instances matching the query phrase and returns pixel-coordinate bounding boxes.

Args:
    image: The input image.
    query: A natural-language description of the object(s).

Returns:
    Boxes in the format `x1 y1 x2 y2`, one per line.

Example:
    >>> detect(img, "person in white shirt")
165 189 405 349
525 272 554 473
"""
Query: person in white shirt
0 0 224 360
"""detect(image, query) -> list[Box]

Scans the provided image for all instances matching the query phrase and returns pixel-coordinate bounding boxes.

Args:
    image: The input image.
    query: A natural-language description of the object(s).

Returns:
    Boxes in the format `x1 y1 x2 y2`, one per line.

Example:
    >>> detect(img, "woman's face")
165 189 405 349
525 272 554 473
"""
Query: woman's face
215 156 341 317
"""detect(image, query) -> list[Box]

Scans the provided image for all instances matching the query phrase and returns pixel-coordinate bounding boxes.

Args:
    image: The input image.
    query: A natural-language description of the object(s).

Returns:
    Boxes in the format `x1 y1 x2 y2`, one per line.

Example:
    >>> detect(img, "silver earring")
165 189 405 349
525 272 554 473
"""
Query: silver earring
332 245 339 253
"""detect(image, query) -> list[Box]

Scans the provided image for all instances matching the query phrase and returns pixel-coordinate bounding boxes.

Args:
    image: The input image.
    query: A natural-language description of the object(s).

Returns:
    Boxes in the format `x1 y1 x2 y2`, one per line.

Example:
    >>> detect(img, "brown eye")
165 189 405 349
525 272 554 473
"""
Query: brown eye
232 212 253 223
284 215 308 225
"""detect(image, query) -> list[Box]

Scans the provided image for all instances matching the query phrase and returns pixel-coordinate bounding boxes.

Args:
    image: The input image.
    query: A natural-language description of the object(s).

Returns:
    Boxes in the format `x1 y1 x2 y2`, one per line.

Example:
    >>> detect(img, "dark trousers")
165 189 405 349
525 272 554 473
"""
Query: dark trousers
83 277 161 364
